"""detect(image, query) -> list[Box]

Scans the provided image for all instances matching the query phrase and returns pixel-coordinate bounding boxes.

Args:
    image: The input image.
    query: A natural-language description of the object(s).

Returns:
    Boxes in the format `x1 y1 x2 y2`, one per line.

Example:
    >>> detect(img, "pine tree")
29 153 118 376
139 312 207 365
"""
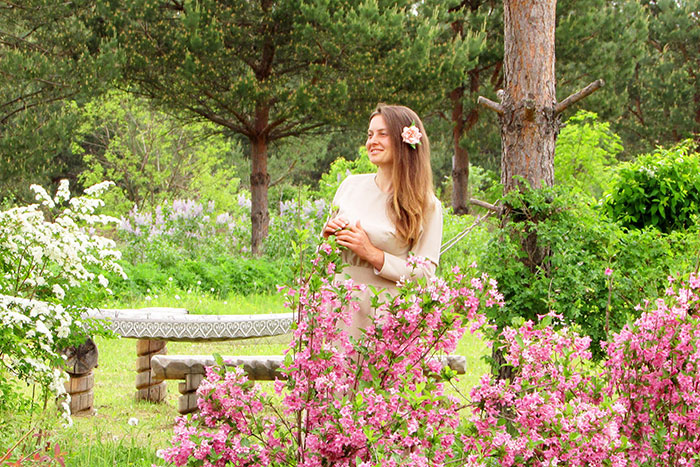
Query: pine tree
92 0 480 254
0 0 109 201
624 0 699 151
444 0 647 210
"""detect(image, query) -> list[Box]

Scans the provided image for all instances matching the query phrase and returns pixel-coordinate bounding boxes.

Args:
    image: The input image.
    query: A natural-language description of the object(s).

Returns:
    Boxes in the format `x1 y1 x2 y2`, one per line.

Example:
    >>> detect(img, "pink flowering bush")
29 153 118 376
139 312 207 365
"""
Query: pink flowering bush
158 241 503 466
158 232 700 467
604 273 700 466
459 314 626 466
458 272 700 467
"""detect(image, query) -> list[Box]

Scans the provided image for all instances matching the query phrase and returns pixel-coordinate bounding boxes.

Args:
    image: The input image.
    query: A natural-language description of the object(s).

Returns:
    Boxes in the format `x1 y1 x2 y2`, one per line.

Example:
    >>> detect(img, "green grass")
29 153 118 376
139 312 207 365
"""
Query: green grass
2 291 490 465
100 289 287 315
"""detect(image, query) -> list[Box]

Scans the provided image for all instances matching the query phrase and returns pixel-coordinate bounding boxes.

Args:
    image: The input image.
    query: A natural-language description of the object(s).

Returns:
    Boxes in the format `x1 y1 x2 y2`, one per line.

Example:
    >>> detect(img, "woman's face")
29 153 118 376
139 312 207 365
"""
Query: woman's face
366 114 394 168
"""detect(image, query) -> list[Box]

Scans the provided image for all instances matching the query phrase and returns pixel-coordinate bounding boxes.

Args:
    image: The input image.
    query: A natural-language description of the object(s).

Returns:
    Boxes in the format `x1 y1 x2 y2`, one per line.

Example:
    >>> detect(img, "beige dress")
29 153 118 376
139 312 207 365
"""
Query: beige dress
331 174 443 340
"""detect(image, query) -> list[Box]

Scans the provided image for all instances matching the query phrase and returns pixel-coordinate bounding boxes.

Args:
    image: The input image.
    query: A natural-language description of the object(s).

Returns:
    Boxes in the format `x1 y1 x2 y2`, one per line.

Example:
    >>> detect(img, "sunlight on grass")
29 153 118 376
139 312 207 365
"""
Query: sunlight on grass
450 330 491 404
102 290 287 315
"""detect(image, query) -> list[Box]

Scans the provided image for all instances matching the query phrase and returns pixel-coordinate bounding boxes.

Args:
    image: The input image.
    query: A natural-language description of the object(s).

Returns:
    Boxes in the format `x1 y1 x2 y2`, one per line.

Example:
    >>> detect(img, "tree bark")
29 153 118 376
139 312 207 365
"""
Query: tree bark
500 0 558 193
250 103 270 256
451 68 481 215
450 86 470 215
490 0 558 382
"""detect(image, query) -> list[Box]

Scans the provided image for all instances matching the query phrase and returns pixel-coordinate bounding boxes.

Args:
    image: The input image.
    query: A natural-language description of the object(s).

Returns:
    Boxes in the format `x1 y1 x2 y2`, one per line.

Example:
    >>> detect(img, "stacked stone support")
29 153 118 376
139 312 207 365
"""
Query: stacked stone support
65 371 95 415
62 337 99 415
81 308 294 408
178 374 205 414
151 355 285 414
135 339 167 402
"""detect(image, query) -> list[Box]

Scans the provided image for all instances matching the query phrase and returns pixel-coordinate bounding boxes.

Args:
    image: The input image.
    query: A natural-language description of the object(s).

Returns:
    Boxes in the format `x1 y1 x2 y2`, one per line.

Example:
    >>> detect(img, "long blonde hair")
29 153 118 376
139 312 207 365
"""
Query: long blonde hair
370 104 434 246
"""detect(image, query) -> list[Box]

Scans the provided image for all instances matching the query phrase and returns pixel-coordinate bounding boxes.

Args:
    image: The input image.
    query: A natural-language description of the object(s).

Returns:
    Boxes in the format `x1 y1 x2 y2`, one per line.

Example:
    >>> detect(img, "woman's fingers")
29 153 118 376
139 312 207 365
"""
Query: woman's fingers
336 223 366 250
323 217 349 237
335 221 384 270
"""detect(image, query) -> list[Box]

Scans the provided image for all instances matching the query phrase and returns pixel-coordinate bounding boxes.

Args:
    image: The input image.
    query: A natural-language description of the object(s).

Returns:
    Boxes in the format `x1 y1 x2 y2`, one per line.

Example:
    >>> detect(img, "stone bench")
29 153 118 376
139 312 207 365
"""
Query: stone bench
88 308 293 341
83 308 294 403
151 354 467 414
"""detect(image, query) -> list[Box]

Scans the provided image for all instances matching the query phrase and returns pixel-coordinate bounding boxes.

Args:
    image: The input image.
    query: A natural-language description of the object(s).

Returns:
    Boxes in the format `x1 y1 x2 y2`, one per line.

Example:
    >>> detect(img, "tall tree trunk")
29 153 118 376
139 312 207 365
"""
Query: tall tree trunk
500 0 558 193
250 104 270 256
451 70 481 215
451 86 470 215
490 0 559 382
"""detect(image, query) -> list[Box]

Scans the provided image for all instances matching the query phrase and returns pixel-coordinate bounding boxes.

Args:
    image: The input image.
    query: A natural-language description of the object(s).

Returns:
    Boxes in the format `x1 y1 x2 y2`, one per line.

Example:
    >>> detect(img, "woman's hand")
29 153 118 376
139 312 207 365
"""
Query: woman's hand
322 216 350 239
334 220 385 271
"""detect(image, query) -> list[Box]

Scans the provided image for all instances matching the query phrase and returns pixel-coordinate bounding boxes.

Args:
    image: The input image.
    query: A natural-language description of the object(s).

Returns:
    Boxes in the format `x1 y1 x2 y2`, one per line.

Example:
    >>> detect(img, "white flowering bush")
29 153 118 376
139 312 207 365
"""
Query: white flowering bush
0 180 126 420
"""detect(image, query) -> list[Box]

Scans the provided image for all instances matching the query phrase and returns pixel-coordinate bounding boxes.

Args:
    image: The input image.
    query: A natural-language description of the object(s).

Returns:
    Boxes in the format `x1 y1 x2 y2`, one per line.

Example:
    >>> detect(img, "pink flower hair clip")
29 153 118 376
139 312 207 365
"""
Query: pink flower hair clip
401 122 422 149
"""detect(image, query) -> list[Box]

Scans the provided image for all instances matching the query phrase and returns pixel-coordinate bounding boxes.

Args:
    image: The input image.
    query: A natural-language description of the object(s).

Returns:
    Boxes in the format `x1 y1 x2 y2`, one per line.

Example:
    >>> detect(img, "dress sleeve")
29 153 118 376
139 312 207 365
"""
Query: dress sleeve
331 176 349 207
325 176 350 229
375 197 443 282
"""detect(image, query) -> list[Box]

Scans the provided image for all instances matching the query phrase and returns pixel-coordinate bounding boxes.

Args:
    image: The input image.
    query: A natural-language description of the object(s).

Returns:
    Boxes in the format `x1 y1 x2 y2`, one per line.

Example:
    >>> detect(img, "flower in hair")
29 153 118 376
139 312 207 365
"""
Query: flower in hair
401 123 422 149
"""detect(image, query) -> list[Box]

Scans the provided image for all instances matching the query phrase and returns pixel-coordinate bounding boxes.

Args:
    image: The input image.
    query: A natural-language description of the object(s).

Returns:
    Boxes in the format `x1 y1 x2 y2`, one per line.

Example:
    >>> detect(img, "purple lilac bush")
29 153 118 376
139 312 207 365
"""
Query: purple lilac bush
118 195 328 262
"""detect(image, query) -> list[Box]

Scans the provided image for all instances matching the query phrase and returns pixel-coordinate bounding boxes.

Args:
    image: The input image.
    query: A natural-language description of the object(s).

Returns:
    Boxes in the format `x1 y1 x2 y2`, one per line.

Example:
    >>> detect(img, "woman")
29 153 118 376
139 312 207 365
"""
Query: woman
322 104 443 340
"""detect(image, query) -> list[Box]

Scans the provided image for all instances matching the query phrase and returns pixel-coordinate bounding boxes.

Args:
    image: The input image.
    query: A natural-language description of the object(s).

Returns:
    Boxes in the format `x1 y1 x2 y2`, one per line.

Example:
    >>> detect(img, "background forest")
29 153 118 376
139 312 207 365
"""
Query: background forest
1 0 698 208
1 0 699 465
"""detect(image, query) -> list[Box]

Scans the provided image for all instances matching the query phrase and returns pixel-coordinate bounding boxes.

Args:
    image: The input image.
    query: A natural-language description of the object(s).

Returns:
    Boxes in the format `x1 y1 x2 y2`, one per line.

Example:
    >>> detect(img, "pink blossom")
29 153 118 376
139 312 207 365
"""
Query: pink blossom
401 124 422 147
160 238 494 466
160 231 700 467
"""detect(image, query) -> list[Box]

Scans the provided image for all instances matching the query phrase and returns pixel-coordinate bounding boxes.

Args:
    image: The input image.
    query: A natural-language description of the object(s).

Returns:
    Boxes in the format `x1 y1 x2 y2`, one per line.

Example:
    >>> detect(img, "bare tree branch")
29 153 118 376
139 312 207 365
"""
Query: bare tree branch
0 91 75 125
185 104 251 137
0 88 44 110
469 198 499 212
269 160 297 187
477 96 504 114
200 88 253 132
555 79 604 115
270 121 326 141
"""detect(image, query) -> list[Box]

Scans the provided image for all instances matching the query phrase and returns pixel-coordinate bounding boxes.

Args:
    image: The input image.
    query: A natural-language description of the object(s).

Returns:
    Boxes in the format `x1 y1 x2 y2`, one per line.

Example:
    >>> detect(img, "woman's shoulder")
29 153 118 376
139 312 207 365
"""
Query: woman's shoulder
336 173 375 191
426 192 443 213
342 173 375 185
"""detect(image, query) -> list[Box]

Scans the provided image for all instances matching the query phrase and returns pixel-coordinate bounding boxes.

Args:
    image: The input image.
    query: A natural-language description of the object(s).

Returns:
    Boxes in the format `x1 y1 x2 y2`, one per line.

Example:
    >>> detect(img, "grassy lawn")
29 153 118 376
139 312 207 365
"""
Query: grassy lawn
2 292 490 466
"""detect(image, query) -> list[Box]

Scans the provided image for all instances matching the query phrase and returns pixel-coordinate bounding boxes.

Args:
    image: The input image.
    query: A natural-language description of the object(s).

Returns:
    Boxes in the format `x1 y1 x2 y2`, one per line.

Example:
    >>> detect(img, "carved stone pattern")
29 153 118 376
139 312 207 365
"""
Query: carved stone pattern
99 313 294 341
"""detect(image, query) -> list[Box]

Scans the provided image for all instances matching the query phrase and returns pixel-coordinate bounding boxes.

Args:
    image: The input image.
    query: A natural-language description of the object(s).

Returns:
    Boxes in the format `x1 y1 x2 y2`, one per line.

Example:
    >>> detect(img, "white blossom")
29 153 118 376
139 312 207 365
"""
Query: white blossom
83 180 115 196
52 284 65 300
30 185 55 208
0 179 123 425
35 319 51 337
54 179 71 204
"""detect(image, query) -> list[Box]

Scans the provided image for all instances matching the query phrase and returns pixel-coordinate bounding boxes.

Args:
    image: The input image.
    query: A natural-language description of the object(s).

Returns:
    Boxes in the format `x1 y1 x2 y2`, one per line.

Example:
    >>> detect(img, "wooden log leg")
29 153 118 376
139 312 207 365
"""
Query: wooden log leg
177 373 204 415
64 371 94 415
135 339 167 402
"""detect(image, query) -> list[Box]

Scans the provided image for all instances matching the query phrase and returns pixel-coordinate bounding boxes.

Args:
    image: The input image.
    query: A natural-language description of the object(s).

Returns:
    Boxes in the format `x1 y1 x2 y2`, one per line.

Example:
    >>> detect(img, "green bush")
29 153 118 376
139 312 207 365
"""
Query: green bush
554 110 622 199
477 185 700 358
75 91 243 216
112 256 293 298
604 140 700 232
314 147 375 201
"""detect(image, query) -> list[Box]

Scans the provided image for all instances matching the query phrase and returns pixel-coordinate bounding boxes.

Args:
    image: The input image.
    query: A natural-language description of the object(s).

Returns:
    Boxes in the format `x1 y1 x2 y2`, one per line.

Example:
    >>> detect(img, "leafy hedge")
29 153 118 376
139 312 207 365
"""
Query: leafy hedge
477 185 700 358
111 257 294 298
604 140 700 232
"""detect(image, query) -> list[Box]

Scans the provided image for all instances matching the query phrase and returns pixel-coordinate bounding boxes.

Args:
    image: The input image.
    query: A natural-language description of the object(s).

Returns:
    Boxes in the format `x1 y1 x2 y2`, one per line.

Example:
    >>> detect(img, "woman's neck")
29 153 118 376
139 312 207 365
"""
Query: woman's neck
374 167 392 193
